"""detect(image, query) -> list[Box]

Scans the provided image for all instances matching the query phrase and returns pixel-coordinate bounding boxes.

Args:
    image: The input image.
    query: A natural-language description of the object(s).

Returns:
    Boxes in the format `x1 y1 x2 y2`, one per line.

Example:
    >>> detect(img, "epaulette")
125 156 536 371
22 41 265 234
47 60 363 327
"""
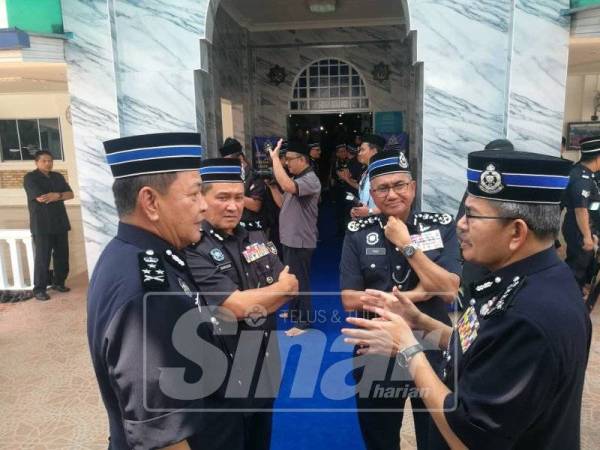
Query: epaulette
138 249 169 291
413 212 453 227
478 275 526 319
240 220 264 231
347 216 382 232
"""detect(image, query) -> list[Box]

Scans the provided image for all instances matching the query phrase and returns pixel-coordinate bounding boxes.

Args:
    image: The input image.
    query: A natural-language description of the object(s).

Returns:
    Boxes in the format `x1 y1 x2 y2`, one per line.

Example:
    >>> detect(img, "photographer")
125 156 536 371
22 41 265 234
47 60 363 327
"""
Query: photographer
266 139 321 336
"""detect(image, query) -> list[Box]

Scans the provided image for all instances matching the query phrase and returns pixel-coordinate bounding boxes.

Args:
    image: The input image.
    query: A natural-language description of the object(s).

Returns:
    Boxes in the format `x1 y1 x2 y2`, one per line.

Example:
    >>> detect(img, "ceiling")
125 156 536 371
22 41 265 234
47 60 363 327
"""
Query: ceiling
220 0 405 31
0 63 68 94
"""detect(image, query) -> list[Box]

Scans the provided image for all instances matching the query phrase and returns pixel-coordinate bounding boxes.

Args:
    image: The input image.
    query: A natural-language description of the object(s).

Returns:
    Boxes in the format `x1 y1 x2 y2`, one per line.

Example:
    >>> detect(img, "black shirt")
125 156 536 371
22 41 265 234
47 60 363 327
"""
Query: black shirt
562 163 600 244
432 248 591 450
23 169 72 235
87 223 243 450
241 168 266 225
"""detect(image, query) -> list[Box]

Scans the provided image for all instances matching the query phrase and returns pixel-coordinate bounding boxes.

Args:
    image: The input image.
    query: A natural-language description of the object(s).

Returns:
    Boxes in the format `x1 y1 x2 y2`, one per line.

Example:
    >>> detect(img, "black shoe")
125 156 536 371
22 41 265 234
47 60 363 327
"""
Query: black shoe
34 291 50 301
50 285 70 293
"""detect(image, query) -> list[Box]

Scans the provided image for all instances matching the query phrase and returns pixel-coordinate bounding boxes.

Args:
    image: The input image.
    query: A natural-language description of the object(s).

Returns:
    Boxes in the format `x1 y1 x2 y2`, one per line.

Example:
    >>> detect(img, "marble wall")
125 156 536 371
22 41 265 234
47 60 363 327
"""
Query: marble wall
63 0 571 272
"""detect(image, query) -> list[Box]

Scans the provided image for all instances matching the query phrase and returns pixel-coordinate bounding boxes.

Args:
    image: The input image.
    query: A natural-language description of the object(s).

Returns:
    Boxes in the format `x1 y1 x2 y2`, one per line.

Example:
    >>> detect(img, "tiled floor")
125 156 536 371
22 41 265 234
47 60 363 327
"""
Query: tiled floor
1 275 599 449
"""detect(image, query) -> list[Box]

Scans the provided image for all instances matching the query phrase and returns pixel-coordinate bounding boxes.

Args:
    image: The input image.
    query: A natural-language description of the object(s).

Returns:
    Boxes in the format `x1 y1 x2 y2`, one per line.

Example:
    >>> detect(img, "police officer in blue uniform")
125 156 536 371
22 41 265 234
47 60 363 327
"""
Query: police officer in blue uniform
185 158 298 450
87 133 244 450
344 149 591 450
562 136 600 288
339 150 461 450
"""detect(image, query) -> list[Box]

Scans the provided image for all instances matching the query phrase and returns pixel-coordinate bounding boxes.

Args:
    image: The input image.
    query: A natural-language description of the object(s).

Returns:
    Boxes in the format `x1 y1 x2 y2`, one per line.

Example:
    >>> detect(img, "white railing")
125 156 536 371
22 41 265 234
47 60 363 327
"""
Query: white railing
0 229 34 291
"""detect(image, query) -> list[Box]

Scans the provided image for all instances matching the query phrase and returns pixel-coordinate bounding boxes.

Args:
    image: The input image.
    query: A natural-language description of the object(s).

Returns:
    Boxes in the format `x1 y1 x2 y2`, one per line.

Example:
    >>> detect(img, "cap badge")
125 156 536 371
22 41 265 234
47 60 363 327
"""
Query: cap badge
399 152 409 169
479 164 504 194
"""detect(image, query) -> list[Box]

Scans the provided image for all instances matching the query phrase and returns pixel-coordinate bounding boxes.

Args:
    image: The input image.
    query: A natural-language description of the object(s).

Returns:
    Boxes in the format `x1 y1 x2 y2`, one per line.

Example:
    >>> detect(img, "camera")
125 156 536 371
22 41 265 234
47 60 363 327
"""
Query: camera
345 192 362 207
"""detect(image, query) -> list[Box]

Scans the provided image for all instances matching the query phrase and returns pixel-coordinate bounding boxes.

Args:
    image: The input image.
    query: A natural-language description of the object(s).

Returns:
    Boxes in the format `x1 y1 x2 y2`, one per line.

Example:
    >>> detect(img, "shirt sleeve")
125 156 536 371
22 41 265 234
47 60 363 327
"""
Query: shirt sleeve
296 172 321 197
105 296 224 449
444 316 557 450
568 176 591 209
339 232 365 290
57 173 73 193
23 173 45 201
186 246 240 306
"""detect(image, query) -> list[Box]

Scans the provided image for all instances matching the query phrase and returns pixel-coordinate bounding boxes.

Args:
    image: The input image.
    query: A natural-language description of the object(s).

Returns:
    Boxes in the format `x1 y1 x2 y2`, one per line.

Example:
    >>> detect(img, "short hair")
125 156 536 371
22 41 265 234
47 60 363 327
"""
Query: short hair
200 183 212 195
490 200 560 240
580 152 600 163
34 150 53 161
112 172 178 218
366 142 382 153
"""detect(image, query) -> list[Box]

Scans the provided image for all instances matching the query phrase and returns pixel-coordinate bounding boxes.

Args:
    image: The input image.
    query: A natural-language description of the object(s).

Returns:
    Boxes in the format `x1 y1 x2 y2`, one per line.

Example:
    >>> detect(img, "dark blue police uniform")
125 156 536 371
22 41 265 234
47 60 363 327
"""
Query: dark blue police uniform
431 247 591 450
562 162 600 286
340 211 461 450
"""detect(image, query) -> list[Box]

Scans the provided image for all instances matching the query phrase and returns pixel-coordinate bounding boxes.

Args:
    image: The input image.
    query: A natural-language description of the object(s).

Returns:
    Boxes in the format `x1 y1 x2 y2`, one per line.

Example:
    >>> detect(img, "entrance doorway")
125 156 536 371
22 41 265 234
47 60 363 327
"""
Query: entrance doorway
287 112 372 182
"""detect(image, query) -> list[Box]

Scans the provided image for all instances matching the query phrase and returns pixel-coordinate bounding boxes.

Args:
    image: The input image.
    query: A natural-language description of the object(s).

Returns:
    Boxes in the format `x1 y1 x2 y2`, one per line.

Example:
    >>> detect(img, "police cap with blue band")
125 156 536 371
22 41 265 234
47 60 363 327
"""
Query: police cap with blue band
103 132 203 179
368 149 410 180
199 157 243 183
579 135 600 156
467 150 571 204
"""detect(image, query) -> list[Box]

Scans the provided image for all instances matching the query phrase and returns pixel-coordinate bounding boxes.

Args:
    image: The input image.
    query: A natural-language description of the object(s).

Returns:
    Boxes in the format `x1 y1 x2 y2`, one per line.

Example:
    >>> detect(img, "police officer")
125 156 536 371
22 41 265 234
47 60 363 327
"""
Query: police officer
344 149 591 450
339 149 461 450
219 137 267 227
562 136 600 288
87 133 244 450
350 134 385 219
186 157 299 450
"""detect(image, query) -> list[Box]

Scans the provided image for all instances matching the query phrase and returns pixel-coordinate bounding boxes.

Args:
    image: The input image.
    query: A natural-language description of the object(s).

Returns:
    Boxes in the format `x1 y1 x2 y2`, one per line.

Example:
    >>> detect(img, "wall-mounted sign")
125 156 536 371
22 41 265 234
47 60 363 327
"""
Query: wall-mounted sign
374 111 403 134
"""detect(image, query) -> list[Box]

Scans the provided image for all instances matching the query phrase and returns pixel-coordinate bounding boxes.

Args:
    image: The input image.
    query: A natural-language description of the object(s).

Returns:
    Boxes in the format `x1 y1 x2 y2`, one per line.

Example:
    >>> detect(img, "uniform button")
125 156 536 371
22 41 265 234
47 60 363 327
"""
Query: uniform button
266 265 270 269
469 299 475 306
238 380 242 386
494 277 501 283
266 352 270 357
395 247 400 251
211 317 218 325
166 249 172 255
264 331 269 337
146 250 154 255
370 263 376 269
229 353 234 358
396 265 401 270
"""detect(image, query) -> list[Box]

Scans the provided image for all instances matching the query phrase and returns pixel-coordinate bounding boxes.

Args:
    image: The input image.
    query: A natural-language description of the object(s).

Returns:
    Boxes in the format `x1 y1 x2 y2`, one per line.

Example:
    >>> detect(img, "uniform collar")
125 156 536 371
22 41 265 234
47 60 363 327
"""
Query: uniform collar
201 220 248 243
470 247 559 299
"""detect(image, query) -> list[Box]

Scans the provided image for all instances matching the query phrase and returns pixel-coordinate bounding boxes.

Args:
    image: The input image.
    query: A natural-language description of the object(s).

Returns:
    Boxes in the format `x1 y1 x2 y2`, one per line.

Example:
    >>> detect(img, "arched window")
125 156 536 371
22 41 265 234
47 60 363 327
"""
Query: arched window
290 59 369 113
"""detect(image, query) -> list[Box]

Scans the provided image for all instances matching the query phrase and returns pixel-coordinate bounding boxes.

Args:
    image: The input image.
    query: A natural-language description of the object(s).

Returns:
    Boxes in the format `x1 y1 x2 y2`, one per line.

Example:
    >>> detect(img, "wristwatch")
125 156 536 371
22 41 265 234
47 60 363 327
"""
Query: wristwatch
401 243 418 258
367 207 374 215
396 343 424 368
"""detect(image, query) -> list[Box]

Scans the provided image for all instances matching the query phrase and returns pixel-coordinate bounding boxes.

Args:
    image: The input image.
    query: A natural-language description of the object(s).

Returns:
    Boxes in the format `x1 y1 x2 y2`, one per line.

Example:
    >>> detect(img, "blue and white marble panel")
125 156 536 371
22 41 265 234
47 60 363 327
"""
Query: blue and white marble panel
408 0 512 214
506 0 570 156
62 0 121 272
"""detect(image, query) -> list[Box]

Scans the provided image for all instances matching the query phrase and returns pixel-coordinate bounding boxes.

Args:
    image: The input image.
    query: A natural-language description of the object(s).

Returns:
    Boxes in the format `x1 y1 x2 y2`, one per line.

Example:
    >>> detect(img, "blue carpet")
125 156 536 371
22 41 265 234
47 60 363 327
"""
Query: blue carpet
271 201 366 450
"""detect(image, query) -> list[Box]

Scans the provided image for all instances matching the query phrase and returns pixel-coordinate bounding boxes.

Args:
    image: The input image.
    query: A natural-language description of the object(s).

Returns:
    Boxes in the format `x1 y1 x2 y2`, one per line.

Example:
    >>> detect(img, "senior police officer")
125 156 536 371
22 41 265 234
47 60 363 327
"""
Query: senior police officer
339 149 461 450
350 134 386 219
219 137 266 227
562 136 600 288
344 149 591 450
186 157 299 450
88 133 244 450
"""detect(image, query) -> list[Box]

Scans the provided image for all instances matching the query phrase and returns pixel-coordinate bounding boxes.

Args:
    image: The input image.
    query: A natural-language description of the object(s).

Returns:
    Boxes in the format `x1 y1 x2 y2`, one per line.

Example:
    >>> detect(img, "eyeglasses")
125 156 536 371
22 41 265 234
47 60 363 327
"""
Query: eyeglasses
285 155 302 163
371 181 411 198
464 213 519 223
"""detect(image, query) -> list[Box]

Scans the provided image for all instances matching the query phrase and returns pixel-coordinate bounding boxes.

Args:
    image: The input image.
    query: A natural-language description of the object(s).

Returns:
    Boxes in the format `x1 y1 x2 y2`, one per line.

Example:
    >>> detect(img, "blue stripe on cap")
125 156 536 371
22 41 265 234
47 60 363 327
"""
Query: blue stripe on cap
106 145 203 165
467 169 569 189
368 156 400 174
199 166 242 175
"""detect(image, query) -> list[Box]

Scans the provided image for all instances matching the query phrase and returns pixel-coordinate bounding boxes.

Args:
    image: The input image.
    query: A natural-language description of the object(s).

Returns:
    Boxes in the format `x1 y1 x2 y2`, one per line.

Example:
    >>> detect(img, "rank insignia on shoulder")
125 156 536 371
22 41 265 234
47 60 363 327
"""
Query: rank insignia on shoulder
479 276 526 318
348 216 379 232
138 250 169 291
210 248 225 262
414 212 453 227
240 220 263 231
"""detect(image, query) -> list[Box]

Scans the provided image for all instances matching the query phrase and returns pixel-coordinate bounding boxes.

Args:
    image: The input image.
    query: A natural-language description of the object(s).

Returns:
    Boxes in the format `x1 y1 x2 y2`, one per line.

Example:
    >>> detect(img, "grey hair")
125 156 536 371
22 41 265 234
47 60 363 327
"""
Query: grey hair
491 201 561 240
112 172 178 218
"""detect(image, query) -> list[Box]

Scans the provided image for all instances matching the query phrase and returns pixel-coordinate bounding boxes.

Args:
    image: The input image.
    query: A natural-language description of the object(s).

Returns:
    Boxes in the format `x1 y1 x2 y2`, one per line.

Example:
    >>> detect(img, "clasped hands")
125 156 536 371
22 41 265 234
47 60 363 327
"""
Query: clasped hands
36 192 61 204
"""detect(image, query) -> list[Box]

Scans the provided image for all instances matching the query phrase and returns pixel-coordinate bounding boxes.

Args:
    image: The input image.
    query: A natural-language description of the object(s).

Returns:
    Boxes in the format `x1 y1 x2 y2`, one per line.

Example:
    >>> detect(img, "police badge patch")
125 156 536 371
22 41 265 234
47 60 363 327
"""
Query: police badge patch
210 248 225 262
366 232 379 246
479 164 504 194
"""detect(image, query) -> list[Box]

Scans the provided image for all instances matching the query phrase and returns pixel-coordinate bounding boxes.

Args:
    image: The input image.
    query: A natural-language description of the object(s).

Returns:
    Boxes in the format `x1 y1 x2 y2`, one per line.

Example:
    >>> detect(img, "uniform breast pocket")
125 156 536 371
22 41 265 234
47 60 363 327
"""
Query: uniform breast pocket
255 259 277 287
360 253 389 284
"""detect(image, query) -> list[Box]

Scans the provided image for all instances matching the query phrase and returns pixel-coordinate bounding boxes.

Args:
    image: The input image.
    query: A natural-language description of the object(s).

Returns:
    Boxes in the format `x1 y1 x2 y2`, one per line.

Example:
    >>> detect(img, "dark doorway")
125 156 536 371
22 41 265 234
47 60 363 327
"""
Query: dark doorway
287 112 372 184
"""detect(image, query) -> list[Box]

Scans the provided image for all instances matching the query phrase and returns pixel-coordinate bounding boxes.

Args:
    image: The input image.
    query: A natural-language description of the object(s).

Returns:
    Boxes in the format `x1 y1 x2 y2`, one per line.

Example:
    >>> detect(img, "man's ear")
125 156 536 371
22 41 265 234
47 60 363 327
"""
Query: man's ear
508 219 529 251
137 186 161 222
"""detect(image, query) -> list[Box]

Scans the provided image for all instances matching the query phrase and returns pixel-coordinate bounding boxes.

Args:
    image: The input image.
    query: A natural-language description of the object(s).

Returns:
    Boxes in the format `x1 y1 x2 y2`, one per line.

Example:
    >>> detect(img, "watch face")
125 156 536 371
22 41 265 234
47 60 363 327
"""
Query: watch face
403 244 416 257
395 352 409 368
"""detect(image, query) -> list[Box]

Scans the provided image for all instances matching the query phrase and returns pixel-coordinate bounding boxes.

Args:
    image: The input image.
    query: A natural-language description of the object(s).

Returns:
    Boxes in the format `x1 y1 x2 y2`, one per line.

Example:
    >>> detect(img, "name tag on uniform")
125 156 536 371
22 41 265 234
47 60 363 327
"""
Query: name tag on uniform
217 263 232 272
242 243 270 263
410 229 444 252
366 248 386 256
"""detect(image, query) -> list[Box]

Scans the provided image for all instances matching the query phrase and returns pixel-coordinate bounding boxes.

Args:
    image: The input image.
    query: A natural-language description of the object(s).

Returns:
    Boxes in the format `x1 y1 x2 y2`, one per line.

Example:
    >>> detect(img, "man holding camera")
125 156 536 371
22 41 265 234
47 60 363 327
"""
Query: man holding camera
267 139 321 336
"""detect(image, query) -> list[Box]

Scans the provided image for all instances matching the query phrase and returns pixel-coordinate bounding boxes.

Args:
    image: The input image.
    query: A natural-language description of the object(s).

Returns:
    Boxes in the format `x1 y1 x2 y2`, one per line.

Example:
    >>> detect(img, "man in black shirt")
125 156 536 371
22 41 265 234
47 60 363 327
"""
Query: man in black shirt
23 150 74 300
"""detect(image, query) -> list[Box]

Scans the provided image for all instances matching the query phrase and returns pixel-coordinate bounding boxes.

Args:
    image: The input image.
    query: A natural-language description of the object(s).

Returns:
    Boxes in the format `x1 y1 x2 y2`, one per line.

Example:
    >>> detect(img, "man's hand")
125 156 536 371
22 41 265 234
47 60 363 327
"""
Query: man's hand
351 206 370 218
268 139 284 161
342 306 418 356
36 192 60 203
583 235 595 252
360 288 423 329
337 169 351 182
276 266 299 297
384 216 411 247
